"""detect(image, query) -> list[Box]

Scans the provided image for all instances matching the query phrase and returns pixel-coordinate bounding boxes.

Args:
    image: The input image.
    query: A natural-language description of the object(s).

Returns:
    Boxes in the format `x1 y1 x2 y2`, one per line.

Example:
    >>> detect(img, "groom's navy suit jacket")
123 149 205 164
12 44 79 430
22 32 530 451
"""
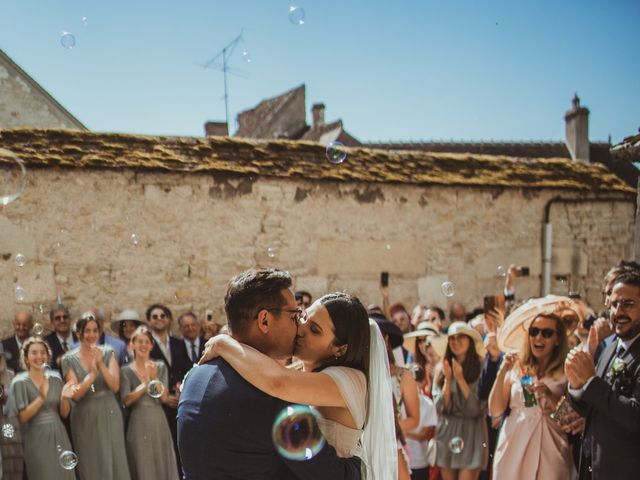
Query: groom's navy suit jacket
177 358 361 480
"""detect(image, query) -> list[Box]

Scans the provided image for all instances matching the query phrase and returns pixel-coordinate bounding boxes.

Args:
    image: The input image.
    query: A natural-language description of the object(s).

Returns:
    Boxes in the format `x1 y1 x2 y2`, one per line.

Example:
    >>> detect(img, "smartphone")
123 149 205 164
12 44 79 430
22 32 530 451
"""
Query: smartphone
516 266 530 277
205 309 213 322
380 271 389 287
484 294 506 315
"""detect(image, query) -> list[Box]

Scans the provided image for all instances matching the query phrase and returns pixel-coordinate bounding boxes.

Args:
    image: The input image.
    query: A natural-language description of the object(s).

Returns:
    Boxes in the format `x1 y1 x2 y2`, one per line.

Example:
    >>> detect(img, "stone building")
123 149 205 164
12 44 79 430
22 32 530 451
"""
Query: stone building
0 128 634 335
0 48 86 130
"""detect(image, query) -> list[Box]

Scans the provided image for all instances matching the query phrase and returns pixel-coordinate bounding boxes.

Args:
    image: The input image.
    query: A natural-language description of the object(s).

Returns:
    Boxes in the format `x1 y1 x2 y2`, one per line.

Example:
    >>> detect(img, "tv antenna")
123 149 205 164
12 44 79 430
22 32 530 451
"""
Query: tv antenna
200 29 250 133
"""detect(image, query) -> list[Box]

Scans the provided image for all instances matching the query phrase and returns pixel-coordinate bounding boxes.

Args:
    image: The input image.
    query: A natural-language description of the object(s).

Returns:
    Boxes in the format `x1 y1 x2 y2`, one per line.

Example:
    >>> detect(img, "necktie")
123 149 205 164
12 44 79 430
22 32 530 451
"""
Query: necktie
62 340 68 352
191 342 197 363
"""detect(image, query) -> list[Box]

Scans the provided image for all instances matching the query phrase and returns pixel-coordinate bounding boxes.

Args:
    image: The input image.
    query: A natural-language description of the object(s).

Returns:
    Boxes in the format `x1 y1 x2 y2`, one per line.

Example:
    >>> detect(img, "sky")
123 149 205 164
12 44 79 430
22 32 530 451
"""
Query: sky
1 0 638 143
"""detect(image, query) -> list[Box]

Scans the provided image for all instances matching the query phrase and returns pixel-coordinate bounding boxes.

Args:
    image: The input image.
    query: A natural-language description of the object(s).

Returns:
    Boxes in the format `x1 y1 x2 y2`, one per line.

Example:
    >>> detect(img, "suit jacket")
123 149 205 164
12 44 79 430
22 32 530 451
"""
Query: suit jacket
177 358 361 480
570 337 640 479
44 332 78 372
150 335 192 394
183 336 205 364
1 336 22 373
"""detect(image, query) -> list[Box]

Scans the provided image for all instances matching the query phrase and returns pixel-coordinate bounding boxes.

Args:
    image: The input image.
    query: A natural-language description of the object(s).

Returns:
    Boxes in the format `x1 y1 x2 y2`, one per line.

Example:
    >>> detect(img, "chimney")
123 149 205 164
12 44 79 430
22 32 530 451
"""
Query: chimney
564 94 590 162
204 121 229 137
311 103 325 129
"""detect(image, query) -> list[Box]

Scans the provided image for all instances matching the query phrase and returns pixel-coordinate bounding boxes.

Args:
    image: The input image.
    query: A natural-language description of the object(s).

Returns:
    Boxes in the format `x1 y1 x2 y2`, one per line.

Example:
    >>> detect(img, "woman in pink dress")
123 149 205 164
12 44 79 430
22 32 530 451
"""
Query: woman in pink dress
489 312 571 480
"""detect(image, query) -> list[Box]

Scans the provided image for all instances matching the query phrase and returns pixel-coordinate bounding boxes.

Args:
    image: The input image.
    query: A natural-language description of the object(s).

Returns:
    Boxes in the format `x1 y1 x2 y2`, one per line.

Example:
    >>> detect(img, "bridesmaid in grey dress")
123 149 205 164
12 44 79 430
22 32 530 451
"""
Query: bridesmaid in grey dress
62 312 131 480
9 337 76 480
121 326 179 480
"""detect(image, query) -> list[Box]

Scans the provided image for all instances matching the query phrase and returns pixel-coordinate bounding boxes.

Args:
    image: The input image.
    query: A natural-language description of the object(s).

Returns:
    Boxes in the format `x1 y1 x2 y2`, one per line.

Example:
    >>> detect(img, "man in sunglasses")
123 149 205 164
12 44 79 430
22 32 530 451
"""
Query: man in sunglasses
178 268 362 480
147 303 192 478
566 270 640 479
44 303 77 372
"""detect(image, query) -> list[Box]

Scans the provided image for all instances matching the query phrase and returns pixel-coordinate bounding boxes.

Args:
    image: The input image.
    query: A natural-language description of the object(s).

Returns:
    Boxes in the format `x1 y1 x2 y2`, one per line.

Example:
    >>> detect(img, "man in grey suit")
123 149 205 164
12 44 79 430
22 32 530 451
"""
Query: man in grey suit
566 270 640 479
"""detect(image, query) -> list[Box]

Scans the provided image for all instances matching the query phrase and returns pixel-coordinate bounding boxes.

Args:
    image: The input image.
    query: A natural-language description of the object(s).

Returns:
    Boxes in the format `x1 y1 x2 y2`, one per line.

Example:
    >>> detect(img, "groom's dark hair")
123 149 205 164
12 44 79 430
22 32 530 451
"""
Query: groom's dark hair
224 268 292 335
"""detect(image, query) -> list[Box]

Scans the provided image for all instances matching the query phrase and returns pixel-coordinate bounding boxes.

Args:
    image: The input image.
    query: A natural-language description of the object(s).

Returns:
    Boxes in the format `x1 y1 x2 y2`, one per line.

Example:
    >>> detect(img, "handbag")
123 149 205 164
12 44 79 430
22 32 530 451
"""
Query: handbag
426 438 437 466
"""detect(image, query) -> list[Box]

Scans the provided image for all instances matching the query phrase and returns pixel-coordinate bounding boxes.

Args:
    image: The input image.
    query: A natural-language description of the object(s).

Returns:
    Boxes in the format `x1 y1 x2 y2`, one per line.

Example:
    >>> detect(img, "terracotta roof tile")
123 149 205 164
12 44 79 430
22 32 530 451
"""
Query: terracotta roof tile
0 128 633 193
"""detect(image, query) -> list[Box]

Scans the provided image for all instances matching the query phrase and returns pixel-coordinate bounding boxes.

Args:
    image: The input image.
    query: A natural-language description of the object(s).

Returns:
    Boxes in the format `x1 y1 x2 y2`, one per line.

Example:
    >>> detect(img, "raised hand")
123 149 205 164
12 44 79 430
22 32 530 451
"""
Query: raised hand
451 359 464 382
61 381 79 399
500 352 518 374
145 361 158 380
198 337 221 365
442 359 453 381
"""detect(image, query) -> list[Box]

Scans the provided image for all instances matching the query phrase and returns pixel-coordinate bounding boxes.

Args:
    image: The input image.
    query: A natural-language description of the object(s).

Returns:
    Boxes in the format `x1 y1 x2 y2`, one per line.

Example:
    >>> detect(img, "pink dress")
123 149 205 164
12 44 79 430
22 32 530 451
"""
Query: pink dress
492 369 572 480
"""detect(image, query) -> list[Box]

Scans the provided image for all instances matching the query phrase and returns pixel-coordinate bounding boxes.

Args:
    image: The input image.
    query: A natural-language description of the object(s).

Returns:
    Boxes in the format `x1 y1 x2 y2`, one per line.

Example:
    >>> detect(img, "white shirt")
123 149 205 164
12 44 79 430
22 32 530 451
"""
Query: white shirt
56 333 74 350
184 337 201 363
152 332 172 366
406 392 438 469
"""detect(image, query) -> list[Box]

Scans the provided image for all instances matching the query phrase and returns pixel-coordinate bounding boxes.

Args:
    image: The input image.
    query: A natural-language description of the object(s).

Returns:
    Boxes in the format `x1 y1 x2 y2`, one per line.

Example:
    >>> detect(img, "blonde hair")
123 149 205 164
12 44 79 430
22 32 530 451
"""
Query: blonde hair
129 326 154 358
20 337 52 370
521 313 569 378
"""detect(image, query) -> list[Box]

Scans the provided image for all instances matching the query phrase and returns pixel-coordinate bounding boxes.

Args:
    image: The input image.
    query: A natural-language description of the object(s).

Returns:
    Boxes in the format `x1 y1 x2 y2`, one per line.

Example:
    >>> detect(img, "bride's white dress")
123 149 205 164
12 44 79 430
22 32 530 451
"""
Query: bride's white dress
316 366 367 458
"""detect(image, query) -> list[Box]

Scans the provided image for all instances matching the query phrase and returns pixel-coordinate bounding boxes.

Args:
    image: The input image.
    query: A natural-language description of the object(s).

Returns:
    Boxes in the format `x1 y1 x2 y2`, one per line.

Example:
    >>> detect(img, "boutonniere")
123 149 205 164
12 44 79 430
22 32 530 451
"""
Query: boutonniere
610 357 627 379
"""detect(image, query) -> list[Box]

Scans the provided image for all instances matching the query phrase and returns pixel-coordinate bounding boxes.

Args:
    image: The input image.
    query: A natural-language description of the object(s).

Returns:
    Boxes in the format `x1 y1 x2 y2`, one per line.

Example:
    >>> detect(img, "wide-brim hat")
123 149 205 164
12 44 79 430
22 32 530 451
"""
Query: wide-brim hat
370 314 404 349
497 295 581 353
434 321 487 358
403 322 447 356
113 309 143 323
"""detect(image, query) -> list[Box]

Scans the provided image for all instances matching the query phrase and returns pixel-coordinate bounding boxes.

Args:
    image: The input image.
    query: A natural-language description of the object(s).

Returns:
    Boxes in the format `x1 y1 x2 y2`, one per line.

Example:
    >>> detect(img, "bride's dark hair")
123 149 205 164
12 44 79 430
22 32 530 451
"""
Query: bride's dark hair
314 292 371 384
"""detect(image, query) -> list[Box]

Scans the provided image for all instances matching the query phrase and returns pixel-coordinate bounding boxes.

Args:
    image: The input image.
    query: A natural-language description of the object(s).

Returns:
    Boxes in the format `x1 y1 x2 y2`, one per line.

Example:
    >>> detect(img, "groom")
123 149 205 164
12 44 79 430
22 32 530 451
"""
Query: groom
177 268 362 479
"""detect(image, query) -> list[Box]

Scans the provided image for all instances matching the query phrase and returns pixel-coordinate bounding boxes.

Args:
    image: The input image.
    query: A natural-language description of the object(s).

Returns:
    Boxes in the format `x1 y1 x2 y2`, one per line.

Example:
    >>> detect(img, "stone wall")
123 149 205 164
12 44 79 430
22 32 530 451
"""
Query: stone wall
0 167 634 336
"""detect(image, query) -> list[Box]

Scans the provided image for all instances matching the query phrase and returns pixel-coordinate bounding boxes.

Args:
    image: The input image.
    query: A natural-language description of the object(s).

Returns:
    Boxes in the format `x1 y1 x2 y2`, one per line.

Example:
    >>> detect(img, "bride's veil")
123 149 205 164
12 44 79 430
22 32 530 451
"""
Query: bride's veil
360 318 398 479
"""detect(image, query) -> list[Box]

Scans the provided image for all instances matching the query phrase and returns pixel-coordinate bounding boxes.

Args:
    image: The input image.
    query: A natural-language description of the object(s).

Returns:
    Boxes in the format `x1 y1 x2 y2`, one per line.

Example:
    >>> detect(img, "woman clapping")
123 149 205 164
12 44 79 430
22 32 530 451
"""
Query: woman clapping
9 337 76 480
62 312 131 480
121 326 178 480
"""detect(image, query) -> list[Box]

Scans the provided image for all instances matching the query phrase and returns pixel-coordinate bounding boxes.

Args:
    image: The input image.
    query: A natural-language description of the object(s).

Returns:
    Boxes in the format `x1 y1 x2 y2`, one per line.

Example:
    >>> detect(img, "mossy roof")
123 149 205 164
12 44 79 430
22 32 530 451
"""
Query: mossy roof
0 128 633 193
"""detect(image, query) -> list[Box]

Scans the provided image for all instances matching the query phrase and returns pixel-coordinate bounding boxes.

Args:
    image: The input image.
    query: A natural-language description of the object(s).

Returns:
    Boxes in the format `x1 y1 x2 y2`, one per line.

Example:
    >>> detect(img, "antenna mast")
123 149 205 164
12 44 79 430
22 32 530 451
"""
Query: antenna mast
201 30 249 133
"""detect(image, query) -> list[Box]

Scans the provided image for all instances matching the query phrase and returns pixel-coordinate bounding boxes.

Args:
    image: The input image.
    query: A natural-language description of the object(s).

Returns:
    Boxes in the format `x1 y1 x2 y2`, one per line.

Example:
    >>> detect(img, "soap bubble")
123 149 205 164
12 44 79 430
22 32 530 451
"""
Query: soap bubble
449 436 464 454
130 233 140 246
272 405 325 461
14 253 26 267
384 244 391 251
441 281 455 298
1 424 15 439
326 141 347 164
81 16 88 26
32 323 44 336
60 32 76 49
15 286 25 302
497 265 507 277
59 450 78 470
242 50 252 63
36 304 47 315
267 247 277 259
147 380 165 399
0 148 27 206
288 6 306 25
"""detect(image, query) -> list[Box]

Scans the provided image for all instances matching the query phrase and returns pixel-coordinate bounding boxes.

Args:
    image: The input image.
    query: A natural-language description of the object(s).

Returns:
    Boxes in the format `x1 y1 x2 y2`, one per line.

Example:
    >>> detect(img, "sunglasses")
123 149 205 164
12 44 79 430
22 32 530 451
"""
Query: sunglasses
528 327 556 339
151 313 167 320
53 315 69 321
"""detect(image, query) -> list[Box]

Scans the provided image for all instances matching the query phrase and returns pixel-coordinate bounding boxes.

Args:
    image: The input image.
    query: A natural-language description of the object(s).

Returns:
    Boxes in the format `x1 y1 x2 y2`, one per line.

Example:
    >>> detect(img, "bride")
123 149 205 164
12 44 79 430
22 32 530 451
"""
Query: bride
200 292 397 479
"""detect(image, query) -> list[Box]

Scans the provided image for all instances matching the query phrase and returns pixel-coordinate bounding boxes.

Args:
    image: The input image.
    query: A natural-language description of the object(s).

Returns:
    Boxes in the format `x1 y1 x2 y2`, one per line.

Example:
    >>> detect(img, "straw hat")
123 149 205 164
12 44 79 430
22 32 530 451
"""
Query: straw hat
497 295 581 353
433 321 486 358
113 309 143 323
402 322 446 356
